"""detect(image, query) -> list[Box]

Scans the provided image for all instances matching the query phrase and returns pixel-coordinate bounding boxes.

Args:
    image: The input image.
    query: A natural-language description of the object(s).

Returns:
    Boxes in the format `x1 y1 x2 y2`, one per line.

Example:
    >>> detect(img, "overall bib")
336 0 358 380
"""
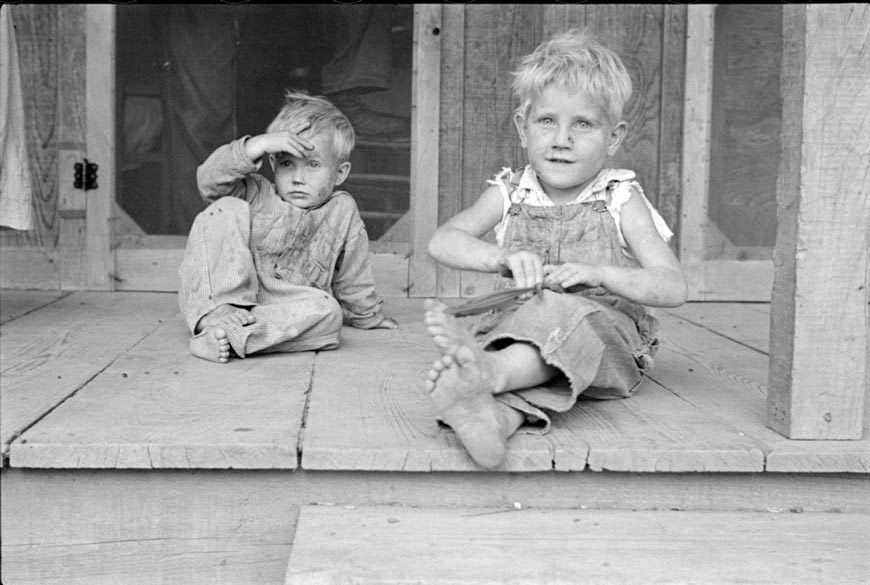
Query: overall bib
476 175 660 432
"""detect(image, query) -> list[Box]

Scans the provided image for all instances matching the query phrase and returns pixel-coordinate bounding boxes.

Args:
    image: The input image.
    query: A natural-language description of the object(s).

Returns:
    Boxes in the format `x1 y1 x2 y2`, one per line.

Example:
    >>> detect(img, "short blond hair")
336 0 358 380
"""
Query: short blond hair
266 90 355 163
512 28 633 125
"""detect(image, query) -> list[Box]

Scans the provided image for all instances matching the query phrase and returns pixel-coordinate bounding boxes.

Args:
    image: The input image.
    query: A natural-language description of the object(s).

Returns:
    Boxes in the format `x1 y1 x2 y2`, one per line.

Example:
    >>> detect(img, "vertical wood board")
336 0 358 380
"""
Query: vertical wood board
408 5 441 298
85 5 115 290
768 4 869 440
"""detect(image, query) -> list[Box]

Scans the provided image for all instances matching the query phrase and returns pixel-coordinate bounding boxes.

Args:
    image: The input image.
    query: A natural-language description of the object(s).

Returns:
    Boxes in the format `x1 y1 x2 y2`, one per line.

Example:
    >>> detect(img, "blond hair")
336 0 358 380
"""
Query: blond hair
512 28 633 124
266 90 355 163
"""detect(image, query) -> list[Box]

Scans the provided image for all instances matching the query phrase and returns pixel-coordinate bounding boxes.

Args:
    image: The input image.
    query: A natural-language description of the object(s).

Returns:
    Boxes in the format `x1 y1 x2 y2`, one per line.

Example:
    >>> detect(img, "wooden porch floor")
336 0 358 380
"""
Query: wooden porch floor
2 290 869 584
2 290 867 474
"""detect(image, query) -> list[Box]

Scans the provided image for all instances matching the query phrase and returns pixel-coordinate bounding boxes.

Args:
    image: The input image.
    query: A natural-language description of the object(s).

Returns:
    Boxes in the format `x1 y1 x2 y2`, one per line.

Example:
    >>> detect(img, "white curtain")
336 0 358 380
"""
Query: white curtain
0 5 35 231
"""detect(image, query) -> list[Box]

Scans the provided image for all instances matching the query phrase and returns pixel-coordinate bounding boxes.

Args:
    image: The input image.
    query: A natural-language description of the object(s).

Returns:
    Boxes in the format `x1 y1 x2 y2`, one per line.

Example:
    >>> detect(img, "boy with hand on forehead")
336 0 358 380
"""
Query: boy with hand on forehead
178 90 397 364
423 29 688 468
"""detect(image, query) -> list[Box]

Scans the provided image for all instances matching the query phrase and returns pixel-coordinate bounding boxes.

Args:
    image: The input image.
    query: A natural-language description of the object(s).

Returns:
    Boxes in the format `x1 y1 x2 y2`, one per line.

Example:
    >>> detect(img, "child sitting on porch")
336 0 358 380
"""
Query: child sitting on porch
178 90 397 363
423 29 688 468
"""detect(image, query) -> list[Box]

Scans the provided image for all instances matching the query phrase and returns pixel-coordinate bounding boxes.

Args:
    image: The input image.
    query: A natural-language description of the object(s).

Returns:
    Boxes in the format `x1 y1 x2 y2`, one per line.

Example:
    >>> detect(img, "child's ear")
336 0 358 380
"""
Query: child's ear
334 161 352 187
513 112 528 148
607 121 627 156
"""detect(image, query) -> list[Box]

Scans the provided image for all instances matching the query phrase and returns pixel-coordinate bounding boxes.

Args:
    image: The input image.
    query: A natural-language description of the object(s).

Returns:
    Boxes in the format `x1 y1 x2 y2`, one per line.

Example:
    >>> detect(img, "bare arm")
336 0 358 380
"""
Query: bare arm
427 185 546 288
544 188 688 307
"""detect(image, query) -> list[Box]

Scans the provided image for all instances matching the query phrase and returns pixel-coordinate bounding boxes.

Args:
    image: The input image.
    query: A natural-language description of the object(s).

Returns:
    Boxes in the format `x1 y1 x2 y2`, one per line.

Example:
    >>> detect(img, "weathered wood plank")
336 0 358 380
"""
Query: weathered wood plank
3 468 868 585
0 246 60 290
0 292 177 463
435 4 464 299
10 318 311 469
680 6 714 300
0 289 67 324
658 5 686 250
286 505 870 585
1 469 296 585
85 5 115 290
301 298 555 471
57 4 88 290
652 312 870 473
408 5 442 298
548 377 765 472
663 302 770 354
768 4 869 440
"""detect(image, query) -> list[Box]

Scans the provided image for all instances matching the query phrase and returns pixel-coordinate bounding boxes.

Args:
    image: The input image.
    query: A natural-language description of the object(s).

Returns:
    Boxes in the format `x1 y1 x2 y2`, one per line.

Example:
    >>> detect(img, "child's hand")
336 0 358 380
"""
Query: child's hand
544 263 604 290
374 317 399 330
245 122 313 161
497 251 544 289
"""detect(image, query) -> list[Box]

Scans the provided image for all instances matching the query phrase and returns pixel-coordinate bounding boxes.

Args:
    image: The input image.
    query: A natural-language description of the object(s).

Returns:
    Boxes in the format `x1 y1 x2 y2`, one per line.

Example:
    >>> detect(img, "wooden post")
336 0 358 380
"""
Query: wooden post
767 4 869 439
85 5 115 290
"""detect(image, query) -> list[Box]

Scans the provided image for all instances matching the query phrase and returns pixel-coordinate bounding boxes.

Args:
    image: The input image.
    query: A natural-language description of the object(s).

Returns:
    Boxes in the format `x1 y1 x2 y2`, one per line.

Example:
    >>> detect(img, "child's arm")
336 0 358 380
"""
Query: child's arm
196 123 313 202
428 185 546 289
543 187 688 307
331 203 396 329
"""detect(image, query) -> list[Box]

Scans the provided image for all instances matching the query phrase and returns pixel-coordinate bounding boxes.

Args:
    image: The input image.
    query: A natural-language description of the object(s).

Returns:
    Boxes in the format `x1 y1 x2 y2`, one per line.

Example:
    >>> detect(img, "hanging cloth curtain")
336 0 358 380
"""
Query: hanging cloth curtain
0 4 35 231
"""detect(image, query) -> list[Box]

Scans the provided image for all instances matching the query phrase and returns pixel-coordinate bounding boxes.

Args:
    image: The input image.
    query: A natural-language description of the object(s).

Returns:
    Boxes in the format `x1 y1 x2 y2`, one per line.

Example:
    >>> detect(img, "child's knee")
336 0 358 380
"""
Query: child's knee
321 293 344 329
192 197 250 229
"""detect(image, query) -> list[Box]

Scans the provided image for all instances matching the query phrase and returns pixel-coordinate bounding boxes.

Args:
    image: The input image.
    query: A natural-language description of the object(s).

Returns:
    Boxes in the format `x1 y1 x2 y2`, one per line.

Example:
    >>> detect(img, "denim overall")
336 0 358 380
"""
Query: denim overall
477 172 660 432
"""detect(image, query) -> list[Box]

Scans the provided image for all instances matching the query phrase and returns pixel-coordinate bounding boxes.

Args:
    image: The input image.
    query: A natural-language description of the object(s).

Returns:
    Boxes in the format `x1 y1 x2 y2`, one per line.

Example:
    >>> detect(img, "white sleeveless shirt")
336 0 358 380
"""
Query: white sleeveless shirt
490 165 674 260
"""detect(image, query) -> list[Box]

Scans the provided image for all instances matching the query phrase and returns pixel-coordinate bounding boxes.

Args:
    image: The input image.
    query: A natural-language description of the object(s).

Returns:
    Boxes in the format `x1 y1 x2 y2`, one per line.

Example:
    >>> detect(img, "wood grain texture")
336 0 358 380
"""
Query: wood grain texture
0 292 177 462
0 289 67 324
85 5 115 290
3 469 868 585
286 505 870 585
300 298 555 471
664 301 770 354
680 6 714 299
57 6 88 289
435 4 464 299
548 378 764 472
1 470 296 585
408 5 442 298
653 312 870 473
10 318 312 469
768 4 869 440
658 5 687 251
0 246 59 290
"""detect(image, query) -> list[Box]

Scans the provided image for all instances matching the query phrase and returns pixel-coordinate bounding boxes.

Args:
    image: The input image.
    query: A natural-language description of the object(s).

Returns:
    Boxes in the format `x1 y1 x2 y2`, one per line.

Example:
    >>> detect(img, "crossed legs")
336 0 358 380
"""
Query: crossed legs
423 299 560 468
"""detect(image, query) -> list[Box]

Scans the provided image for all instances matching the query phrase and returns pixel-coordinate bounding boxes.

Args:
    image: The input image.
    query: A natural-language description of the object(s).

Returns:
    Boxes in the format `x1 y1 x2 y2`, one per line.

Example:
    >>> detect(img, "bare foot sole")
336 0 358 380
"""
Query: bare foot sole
424 300 509 468
190 327 231 363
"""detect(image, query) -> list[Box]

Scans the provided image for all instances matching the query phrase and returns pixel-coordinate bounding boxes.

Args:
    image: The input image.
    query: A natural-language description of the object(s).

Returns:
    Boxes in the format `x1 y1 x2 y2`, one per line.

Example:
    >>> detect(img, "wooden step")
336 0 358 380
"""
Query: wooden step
285 505 870 585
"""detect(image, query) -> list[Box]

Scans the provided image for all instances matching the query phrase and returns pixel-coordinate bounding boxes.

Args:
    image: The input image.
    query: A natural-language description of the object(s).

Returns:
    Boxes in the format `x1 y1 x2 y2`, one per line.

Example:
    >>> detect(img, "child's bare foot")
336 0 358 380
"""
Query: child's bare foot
423 300 512 468
190 327 231 363
195 304 255 333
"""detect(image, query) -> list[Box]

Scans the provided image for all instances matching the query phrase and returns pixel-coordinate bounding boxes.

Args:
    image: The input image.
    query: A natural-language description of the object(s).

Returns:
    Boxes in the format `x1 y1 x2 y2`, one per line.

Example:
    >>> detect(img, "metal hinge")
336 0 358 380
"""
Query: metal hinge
73 159 99 190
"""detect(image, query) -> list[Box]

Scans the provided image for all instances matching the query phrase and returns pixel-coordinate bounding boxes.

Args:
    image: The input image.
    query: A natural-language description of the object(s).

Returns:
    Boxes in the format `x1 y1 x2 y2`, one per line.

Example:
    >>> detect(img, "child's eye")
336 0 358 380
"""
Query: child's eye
539 117 555 126
574 120 591 130
308 160 321 169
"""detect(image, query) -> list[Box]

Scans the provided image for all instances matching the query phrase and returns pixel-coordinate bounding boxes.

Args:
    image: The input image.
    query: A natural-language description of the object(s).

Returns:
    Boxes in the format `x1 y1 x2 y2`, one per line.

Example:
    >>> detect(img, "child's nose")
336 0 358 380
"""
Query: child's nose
553 126 573 147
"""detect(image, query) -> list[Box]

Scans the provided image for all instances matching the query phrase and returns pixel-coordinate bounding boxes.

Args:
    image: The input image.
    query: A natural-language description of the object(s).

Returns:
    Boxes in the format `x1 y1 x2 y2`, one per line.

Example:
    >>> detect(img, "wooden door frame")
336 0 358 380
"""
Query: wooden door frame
680 5 775 301
88 5 442 296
